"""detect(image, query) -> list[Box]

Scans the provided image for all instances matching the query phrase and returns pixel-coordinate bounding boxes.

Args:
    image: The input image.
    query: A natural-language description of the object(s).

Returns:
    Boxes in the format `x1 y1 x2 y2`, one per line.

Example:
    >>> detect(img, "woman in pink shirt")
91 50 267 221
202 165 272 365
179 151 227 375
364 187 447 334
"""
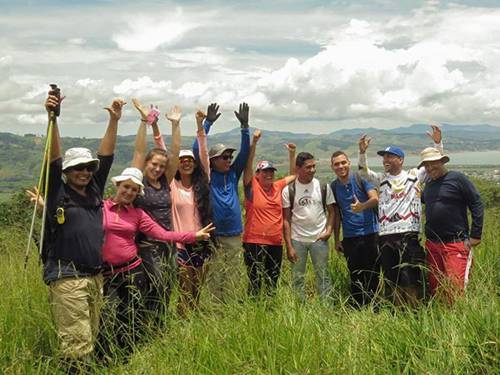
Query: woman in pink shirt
99 167 213 358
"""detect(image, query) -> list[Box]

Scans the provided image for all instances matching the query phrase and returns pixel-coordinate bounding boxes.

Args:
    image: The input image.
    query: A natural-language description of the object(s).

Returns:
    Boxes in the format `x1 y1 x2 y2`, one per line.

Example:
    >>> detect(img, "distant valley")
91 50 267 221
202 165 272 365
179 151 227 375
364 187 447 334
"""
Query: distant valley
1 123 499 198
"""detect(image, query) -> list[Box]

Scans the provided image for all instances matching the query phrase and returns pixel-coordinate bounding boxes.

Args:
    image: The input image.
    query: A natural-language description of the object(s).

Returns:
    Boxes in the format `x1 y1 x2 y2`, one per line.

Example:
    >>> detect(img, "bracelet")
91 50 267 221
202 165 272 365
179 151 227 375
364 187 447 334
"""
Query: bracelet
153 135 162 140
140 119 147 123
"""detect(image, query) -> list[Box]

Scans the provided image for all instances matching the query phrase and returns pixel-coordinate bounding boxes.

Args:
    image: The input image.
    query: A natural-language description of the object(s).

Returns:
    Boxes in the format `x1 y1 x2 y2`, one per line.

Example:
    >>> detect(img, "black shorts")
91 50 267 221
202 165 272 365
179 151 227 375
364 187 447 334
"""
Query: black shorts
379 233 425 288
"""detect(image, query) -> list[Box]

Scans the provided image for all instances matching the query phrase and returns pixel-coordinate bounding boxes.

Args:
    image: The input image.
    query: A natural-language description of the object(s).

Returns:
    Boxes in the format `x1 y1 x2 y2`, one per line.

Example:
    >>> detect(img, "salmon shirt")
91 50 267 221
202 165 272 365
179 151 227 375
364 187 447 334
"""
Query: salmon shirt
243 177 288 246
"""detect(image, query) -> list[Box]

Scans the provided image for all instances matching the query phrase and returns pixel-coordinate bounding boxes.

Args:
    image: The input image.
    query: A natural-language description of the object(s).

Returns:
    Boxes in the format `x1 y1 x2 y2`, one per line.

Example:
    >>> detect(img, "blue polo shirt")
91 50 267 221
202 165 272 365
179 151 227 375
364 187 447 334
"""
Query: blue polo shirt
331 174 378 238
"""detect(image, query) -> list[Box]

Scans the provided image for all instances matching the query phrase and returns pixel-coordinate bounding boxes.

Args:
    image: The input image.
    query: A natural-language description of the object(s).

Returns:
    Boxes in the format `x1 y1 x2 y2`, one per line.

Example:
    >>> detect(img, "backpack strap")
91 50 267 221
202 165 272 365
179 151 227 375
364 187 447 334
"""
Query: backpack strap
353 172 365 194
288 180 327 213
320 182 327 214
287 180 296 211
330 179 342 220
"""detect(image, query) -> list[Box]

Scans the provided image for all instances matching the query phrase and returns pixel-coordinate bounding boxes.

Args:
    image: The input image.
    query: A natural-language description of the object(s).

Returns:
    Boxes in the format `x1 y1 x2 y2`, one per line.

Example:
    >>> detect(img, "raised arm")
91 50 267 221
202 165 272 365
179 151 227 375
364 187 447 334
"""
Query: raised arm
283 143 297 184
195 109 210 177
193 103 220 160
143 103 166 150
418 124 444 181
131 98 150 169
358 134 382 184
426 124 443 152
244 129 262 186
99 98 126 156
45 94 62 161
232 103 251 178
165 106 182 184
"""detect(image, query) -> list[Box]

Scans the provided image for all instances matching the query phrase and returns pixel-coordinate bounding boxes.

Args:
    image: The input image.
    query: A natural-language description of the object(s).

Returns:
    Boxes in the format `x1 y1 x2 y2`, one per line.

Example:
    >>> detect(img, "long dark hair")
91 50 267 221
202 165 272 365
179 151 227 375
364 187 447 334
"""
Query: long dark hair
175 162 211 227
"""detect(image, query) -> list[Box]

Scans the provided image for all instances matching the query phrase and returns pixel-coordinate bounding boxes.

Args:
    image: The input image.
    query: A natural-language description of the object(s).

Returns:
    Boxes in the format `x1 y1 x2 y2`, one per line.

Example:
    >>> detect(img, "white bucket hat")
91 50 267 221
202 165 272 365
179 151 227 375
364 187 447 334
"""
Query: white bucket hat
179 149 195 159
62 147 100 171
418 147 450 168
111 167 145 196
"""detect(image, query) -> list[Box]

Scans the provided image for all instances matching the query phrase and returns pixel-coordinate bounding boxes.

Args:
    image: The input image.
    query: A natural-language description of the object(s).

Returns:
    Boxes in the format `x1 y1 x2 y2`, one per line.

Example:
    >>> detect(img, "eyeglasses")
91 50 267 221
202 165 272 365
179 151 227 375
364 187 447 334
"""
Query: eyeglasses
220 154 233 161
69 163 97 172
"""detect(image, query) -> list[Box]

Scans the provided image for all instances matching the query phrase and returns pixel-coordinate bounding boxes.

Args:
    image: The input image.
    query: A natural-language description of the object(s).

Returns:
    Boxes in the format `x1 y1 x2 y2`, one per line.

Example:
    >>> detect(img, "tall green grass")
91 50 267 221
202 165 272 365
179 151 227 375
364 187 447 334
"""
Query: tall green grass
1 210 498 374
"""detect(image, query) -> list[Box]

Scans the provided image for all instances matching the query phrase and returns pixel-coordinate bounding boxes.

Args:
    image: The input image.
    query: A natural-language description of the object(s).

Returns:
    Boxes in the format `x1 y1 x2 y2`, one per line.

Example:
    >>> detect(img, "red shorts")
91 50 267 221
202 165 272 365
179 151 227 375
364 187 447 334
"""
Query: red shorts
425 240 473 298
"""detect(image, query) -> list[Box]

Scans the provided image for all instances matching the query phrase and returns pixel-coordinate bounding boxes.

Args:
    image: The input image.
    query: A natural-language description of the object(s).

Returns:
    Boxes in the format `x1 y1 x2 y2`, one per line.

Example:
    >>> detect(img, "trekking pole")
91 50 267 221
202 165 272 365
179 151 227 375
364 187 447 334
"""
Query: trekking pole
38 113 53 259
24 112 54 270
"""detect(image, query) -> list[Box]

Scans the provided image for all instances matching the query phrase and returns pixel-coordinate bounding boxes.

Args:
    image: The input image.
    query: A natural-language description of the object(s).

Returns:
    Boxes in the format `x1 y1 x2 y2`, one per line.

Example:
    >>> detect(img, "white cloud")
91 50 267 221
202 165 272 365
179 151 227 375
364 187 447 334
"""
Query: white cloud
113 76 173 97
112 8 198 52
76 78 102 89
0 55 13 67
67 38 86 45
176 81 211 98
17 113 47 125
1 1 500 136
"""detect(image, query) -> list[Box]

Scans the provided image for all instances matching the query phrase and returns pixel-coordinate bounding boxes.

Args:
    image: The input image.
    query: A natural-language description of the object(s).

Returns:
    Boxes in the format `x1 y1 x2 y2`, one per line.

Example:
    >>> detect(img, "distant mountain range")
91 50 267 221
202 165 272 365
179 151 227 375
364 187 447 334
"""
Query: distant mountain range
202 123 500 160
1 123 499 195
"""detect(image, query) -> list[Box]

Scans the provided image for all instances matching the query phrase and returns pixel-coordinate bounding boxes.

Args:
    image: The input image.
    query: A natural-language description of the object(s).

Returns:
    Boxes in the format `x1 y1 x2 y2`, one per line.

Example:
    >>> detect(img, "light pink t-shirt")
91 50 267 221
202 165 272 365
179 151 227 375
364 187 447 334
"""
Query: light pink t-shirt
170 179 202 251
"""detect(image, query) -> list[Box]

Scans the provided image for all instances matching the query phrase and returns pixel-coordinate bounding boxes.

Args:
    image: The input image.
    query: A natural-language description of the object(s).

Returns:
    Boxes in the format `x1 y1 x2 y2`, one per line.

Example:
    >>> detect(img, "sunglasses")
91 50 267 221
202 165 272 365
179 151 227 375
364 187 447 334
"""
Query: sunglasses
179 157 195 164
69 163 98 172
220 154 233 161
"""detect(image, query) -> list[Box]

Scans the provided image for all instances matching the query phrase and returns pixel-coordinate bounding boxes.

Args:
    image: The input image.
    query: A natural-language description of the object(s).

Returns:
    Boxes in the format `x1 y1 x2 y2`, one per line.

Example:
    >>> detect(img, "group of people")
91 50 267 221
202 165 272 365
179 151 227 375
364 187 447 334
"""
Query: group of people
34 88 484 369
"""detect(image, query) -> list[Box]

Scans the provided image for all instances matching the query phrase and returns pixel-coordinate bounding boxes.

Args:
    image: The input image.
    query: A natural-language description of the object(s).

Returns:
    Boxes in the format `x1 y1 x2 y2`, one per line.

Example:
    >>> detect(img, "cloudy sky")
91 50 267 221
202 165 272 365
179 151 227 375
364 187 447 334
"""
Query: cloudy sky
1 0 499 137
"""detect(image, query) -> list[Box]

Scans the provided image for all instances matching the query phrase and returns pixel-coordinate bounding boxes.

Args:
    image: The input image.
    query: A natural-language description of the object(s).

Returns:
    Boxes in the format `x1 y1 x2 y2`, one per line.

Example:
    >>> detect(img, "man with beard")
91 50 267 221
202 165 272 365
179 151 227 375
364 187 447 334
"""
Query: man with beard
358 125 443 306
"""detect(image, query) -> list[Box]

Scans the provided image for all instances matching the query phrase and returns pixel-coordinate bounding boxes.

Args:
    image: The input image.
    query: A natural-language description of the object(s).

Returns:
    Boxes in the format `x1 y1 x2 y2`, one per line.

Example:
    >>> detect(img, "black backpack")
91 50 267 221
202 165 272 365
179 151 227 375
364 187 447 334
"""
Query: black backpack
287 180 328 213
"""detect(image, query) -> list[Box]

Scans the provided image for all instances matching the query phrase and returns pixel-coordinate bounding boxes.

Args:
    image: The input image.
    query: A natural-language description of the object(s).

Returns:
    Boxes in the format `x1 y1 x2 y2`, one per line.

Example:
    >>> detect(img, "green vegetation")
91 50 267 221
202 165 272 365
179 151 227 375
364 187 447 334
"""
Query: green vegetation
2 127 500 202
0 182 498 374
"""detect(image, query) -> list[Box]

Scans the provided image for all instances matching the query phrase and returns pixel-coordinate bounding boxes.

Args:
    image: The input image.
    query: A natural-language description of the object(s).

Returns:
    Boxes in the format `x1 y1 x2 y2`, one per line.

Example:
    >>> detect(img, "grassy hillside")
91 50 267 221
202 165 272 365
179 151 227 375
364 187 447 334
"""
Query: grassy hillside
0 190 498 374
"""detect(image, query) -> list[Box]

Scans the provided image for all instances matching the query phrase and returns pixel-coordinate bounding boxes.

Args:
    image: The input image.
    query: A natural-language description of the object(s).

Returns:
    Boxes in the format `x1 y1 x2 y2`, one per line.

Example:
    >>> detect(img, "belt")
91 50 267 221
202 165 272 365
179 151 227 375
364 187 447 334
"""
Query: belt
426 236 467 244
103 256 141 274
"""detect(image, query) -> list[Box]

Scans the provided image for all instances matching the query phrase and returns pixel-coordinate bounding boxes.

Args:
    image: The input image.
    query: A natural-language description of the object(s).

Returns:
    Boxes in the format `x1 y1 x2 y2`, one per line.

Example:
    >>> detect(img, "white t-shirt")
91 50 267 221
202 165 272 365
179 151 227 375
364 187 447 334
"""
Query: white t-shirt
282 178 335 243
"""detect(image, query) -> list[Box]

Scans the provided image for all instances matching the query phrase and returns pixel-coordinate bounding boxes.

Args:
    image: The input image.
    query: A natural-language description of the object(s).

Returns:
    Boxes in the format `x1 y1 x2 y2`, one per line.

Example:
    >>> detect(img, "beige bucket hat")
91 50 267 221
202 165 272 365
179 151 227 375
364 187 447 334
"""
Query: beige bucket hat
418 147 450 168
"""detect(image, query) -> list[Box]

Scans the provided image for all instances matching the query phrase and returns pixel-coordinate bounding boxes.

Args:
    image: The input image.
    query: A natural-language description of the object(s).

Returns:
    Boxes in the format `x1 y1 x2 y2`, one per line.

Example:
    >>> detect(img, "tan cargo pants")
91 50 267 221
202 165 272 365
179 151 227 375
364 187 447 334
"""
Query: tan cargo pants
49 274 103 358
206 235 244 302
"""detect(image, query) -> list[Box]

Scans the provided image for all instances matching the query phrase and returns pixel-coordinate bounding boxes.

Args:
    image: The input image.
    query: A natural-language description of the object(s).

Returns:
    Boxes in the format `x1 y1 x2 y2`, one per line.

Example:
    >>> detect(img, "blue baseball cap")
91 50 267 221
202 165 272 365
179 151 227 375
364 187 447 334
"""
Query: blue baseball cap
377 146 405 158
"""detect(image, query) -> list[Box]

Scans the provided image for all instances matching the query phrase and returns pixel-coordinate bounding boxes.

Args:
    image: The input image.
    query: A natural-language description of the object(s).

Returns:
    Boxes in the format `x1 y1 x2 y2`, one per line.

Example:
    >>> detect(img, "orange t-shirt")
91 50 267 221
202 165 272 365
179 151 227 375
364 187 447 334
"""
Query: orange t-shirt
243 177 288 246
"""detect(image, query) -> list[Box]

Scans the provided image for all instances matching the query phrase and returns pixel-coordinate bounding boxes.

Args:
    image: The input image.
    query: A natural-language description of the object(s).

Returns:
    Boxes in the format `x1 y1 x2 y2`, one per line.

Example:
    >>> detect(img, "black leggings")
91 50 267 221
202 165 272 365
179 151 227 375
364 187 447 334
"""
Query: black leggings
243 243 283 297
342 233 380 306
